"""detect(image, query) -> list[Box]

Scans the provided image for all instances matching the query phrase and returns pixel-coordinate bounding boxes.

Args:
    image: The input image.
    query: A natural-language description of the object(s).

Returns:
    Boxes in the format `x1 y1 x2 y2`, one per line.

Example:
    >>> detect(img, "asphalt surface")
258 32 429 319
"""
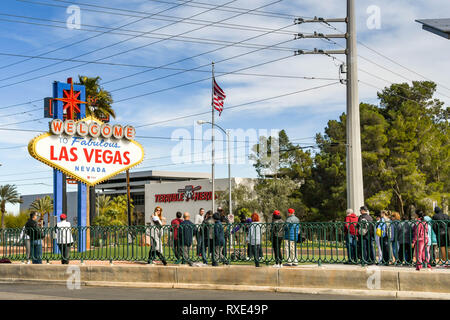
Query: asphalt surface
0 282 400 300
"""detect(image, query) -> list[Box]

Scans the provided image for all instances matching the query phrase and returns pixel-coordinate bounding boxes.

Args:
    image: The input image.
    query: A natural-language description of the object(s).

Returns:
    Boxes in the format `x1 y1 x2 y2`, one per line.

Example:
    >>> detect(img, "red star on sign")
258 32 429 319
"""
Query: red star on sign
54 81 86 120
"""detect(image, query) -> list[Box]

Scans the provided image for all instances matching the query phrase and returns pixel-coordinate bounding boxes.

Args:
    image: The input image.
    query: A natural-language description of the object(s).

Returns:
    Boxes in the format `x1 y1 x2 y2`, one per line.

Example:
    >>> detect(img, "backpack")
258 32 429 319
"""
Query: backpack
206 221 215 240
272 221 284 238
359 217 369 236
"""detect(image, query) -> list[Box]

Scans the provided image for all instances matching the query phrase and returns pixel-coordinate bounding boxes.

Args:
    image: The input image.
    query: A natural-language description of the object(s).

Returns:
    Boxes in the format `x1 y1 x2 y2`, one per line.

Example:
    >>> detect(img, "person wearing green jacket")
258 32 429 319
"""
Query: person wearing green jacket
424 214 437 266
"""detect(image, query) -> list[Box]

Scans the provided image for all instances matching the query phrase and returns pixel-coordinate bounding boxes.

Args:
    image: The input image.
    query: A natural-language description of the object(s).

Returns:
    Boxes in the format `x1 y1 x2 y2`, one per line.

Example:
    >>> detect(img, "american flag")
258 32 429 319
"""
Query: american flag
212 77 226 116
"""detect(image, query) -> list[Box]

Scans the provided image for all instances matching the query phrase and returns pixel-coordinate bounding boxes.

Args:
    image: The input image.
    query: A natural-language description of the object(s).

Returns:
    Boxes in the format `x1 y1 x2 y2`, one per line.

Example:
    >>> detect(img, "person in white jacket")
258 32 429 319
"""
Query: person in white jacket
55 213 73 264
19 227 31 264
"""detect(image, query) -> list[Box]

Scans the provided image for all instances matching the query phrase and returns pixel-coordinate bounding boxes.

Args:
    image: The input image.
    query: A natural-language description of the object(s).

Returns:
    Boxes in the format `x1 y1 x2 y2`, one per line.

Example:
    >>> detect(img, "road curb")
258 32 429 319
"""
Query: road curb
1 278 449 299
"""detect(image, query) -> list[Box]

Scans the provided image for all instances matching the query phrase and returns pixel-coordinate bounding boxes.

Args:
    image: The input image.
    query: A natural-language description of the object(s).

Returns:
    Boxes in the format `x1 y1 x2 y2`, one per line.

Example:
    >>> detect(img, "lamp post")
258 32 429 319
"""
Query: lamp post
197 120 232 218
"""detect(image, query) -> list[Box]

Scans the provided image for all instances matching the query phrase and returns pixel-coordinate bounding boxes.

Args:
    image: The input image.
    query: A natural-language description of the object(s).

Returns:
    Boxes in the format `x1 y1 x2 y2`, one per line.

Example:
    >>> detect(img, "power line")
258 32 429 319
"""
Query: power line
0 3 298 110
0 51 299 120
0 0 292 88
0 81 340 131
0 1 299 73
320 22 450 96
134 82 341 127
19 0 298 35
323 51 449 104
0 0 284 88
0 16 295 53
0 0 198 82
66 0 301 20
0 117 45 127
0 99 41 111
0 52 341 82
0 145 28 150
0 106 40 118
0 13 141 71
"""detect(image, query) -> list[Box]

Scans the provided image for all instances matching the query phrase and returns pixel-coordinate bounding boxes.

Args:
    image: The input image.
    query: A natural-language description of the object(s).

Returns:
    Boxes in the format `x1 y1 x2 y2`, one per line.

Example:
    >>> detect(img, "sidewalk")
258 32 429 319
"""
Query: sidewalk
1 261 449 299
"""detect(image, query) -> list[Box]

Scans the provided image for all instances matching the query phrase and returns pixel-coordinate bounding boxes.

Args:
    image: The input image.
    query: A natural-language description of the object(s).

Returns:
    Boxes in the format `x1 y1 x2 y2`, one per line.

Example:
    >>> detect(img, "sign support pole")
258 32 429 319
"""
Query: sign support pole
52 81 64 254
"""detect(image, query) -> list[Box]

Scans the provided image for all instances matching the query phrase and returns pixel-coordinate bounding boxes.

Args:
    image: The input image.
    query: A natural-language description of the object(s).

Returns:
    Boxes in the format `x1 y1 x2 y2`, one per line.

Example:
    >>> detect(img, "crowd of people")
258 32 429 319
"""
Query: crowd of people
146 206 303 268
16 204 449 271
344 206 450 270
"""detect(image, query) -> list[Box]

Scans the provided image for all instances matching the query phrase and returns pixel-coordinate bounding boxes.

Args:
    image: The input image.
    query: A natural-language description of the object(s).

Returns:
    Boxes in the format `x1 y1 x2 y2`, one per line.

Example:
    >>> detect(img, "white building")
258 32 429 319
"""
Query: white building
145 177 254 223
20 170 253 225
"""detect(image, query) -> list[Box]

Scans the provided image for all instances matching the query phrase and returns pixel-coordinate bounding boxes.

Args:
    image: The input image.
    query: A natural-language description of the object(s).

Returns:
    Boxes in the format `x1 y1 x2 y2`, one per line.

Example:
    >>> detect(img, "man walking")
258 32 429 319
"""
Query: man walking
358 206 375 264
344 209 358 263
180 212 194 266
55 213 73 264
24 212 43 264
171 212 183 262
284 208 299 266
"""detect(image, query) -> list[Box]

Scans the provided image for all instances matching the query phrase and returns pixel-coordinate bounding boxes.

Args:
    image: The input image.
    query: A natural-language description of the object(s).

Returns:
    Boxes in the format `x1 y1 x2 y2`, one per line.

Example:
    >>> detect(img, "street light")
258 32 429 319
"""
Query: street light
197 120 232 218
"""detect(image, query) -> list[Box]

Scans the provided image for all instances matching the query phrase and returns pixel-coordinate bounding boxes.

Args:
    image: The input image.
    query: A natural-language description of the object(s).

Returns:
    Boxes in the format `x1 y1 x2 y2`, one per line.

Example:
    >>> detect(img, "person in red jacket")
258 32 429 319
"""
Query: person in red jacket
344 209 358 263
171 211 183 262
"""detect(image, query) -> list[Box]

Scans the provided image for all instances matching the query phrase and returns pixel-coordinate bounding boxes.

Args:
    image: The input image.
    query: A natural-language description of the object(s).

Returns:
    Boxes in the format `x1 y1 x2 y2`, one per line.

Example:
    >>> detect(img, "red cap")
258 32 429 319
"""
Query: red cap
288 208 295 214
273 210 281 216
60 213 67 220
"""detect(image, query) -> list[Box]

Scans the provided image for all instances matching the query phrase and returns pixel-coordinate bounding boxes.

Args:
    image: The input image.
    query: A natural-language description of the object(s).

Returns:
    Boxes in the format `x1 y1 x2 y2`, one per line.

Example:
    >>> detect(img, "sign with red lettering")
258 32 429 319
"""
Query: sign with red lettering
154 185 218 203
28 116 144 186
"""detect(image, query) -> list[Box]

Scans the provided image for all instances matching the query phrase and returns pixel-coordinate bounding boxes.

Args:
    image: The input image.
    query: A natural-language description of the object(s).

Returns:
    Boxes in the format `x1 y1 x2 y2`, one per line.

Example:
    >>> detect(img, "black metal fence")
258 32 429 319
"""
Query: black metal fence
0 220 448 267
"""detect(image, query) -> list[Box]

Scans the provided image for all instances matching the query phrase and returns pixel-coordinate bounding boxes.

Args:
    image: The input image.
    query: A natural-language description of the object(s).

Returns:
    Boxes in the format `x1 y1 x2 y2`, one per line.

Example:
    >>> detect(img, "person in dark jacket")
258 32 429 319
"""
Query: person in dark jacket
179 212 194 266
218 207 230 258
213 212 228 266
171 211 183 262
202 210 214 265
432 206 449 262
358 206 375 264
396 218 413 264
271 210 284 268
24 212 43 264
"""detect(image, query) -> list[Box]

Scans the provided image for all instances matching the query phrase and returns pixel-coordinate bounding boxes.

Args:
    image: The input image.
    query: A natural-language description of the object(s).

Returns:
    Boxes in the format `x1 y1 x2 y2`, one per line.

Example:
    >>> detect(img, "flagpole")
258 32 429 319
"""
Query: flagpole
211 62 215 214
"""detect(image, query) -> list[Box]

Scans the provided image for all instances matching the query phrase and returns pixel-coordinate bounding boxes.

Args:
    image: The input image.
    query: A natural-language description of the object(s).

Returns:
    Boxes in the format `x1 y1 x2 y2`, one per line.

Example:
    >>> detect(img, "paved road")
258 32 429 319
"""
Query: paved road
0 282 402 300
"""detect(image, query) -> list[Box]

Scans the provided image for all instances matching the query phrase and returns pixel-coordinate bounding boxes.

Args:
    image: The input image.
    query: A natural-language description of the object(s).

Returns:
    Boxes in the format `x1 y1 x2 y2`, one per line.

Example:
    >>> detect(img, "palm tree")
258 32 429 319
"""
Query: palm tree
0 184 22 229
29 196 53 226
96 194 112 216
77 76 115 120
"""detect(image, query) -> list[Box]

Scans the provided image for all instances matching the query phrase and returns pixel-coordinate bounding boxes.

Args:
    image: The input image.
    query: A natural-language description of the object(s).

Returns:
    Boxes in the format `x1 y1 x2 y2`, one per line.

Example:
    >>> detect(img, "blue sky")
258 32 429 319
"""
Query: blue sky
0 0 449 213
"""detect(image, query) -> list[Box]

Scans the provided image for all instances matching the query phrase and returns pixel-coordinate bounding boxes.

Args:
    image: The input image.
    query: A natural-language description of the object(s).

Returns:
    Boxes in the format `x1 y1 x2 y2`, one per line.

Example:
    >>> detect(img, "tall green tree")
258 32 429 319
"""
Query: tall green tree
302 81 448 219
249 130 312 220
0 185 22 229
29 195 53 226
250 129 312 181
77 76 115 120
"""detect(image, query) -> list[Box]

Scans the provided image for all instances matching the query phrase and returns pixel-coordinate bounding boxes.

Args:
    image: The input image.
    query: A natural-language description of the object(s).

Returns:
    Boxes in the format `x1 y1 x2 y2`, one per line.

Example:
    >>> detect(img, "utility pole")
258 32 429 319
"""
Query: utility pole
126 169 131 226
295 0 364 214
211 62 216 214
